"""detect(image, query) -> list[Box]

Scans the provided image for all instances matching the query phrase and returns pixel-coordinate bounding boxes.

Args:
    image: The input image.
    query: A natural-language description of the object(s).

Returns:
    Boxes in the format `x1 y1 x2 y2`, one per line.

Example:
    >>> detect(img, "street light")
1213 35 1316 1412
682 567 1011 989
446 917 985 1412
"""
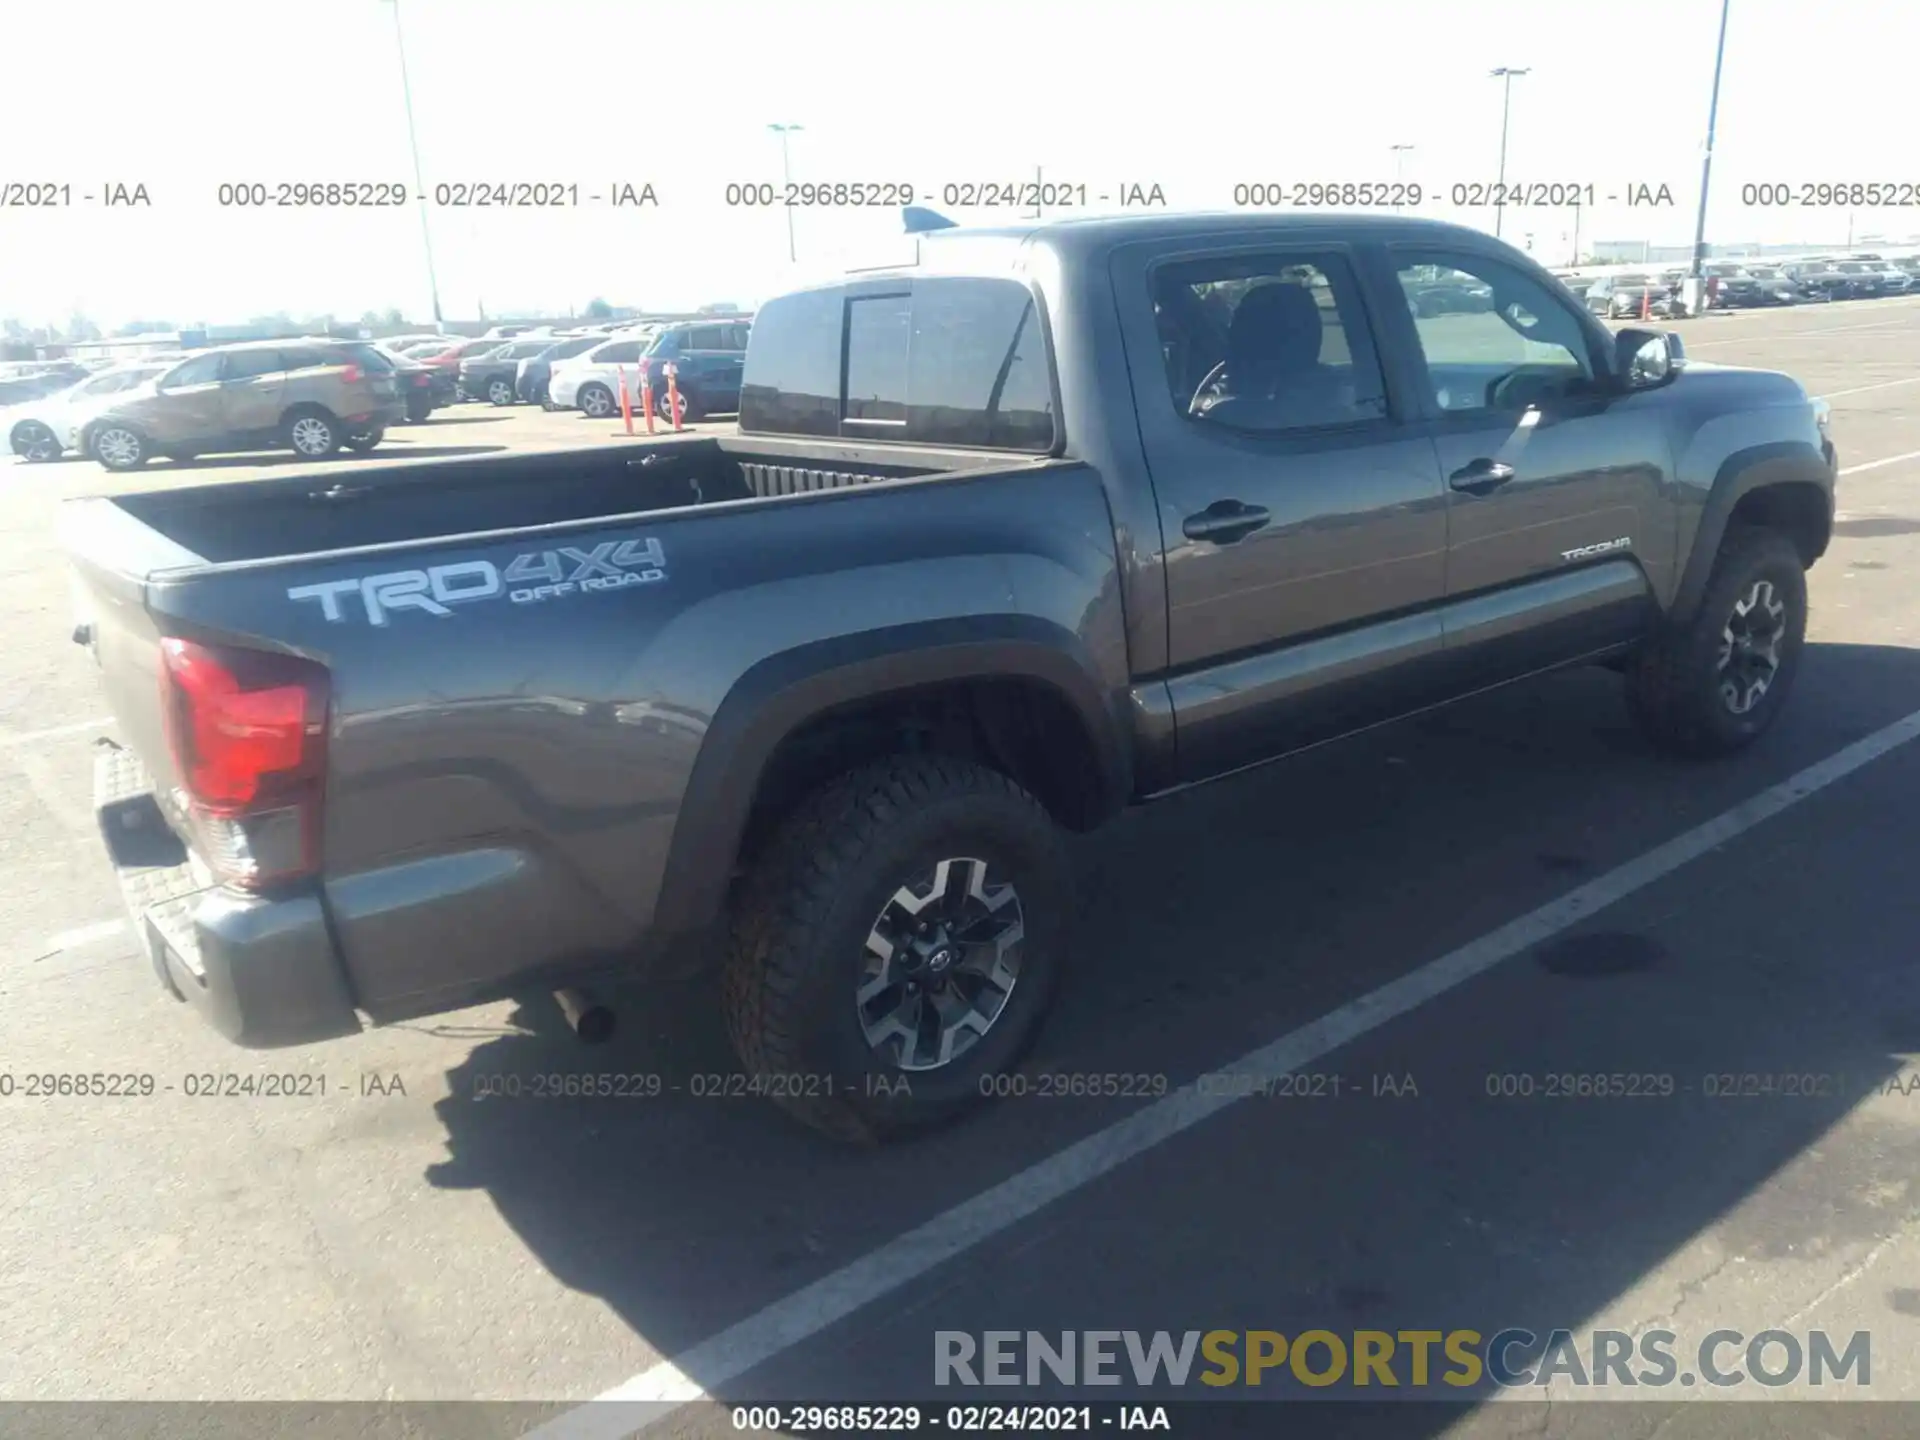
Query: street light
769 123 803 262
1390 146 1420 214
1390 144 1414 211
383 0 444 329
1489 66 1530 239
1688 0 1733 291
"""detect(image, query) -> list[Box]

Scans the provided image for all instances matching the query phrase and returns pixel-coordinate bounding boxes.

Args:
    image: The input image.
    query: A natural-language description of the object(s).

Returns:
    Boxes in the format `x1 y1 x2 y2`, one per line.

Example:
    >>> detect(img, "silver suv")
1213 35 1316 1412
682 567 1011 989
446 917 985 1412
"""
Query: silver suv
82 340 406 471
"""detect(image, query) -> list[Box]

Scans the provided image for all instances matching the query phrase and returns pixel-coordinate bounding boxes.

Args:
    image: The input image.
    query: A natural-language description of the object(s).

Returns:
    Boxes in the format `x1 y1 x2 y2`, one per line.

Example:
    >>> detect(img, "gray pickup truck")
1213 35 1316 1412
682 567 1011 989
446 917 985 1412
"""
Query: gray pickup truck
63 212 1836 1141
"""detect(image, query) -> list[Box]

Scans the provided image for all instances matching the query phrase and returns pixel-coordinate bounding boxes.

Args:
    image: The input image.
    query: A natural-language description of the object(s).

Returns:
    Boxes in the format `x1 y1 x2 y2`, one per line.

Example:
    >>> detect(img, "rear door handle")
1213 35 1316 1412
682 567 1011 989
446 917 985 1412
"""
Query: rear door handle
1448 459 1516 496
1183 499 1271 544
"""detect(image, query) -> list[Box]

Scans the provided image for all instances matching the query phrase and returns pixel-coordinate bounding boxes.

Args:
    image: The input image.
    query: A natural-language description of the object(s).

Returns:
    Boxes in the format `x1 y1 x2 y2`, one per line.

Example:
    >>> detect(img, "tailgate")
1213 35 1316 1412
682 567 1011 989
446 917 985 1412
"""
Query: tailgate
61 496 205 807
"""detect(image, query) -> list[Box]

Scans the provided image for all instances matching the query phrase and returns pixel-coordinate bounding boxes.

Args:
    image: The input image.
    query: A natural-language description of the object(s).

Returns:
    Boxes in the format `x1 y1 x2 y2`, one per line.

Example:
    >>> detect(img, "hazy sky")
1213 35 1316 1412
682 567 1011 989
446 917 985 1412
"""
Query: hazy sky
3 0 1917 329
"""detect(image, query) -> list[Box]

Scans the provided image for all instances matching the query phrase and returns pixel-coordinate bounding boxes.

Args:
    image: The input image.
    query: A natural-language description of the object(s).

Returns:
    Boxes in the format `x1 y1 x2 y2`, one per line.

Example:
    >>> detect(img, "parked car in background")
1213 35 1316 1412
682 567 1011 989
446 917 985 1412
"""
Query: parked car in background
458 338 565 407
0 361 90 406
411 338 509 400
1701 263 1768 308
8 359 181 462
1832 261 1897 297
546 334 653 417
1584 273 1671 318
1867 262 1913 296
1401 273 1494 315
633 320 752 420
1741 266 1807 305
1784 262 1852 300
515 333 609 405
369 342 453 422
80 339 405 471
481 324 538 340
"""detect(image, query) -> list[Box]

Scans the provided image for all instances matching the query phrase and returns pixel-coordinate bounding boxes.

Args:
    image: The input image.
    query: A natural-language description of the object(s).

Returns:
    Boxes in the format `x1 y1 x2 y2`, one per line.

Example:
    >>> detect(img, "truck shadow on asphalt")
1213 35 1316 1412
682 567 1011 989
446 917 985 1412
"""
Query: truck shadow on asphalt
427 642 1920 1433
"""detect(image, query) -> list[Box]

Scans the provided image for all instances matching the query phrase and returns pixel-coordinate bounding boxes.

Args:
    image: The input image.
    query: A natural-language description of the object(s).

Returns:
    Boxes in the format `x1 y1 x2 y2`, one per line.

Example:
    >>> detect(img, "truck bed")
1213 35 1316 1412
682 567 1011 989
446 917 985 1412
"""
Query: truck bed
108 435 975 566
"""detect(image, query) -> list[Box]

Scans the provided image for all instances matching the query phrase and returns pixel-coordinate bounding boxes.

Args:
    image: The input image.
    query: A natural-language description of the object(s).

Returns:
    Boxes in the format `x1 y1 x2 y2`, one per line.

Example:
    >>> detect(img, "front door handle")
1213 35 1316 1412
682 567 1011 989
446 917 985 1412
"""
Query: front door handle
1448 458 1516 496
1183 499 1271 544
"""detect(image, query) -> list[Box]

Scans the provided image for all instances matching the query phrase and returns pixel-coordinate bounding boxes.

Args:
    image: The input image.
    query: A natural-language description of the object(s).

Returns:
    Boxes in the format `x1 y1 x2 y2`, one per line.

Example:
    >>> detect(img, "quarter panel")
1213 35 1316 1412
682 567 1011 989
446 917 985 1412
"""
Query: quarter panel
145 464 1132 1012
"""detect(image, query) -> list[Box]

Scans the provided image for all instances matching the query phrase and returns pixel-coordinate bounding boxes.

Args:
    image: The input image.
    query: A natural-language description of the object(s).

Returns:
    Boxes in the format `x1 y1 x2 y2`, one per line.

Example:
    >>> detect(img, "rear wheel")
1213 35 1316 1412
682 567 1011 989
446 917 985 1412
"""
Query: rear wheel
284 409 340 459
10 421 61 462
578 382 615 419
1628 525 1807 758
91 424 148 471
724 755 1070 1143
486 377 515 406
343 426 385 453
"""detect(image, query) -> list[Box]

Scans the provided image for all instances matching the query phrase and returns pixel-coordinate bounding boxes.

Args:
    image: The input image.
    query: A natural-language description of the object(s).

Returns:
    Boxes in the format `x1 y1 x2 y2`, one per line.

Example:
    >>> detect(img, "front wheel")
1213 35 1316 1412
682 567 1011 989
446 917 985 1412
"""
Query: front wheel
1627 525 1808 758
487 378 515 406
343 426 385 453
724 756 1070 1143
91 424 148 471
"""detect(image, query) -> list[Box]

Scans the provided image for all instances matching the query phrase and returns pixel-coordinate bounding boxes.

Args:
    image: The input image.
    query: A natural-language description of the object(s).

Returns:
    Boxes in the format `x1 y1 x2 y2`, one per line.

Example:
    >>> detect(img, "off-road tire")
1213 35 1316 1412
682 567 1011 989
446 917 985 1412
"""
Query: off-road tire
723 755 1070 1144
1628 524 1807 757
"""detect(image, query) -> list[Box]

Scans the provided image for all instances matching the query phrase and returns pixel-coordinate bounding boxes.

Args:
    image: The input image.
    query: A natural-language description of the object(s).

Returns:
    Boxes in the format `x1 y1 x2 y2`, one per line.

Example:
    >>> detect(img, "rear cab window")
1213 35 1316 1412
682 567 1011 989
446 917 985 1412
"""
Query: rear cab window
740 276 1056 452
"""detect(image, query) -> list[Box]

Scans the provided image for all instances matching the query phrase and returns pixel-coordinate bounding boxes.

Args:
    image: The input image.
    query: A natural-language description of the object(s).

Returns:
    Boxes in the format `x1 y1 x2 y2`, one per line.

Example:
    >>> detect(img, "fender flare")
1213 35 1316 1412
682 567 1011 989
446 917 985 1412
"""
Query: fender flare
650 614 1131 935
1669 440 1834 624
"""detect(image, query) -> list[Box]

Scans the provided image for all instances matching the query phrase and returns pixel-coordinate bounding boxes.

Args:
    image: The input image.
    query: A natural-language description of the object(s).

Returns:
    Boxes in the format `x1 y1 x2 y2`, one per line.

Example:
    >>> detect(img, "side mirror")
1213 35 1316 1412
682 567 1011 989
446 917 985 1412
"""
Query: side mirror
1614 328 1684 391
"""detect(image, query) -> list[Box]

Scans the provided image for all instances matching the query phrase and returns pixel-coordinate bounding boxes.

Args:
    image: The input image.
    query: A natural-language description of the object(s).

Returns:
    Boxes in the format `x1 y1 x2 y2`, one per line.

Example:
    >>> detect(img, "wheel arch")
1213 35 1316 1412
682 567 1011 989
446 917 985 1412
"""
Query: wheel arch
1670 441 1834 624
650 616 1132 937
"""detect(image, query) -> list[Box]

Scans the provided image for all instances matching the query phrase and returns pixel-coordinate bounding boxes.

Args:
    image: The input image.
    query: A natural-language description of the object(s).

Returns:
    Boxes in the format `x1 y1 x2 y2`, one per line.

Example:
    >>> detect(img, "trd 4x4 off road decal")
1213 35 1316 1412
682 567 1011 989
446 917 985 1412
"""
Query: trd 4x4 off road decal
288 538 666 626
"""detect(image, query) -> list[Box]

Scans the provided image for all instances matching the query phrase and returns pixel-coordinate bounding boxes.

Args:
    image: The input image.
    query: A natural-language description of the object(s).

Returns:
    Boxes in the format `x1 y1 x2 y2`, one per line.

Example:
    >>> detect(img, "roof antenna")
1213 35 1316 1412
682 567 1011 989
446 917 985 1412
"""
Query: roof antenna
902 206 958 235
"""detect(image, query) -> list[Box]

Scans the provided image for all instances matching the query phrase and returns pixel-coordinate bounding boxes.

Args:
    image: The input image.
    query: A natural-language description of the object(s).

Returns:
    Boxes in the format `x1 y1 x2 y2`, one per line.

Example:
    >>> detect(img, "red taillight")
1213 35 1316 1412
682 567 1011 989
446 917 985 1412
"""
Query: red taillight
339 363 363 384
160 638 329 887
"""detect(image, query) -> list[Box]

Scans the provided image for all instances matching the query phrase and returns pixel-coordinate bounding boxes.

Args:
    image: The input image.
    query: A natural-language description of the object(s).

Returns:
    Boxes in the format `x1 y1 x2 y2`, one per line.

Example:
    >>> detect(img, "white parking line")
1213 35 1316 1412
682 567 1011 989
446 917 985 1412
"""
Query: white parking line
1839 449 1920 477
1821 375 1920 401
41 919 126 952
0 716 111 746
522 704 1920 1440
1689 318 1917 348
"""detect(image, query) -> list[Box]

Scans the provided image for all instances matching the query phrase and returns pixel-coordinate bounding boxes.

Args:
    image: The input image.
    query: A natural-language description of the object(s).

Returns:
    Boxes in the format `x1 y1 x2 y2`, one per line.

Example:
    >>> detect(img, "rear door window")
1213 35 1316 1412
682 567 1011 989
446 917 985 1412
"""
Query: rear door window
222 349 286 381
592 341 645 364
741 278 1056 451
843 294 911 430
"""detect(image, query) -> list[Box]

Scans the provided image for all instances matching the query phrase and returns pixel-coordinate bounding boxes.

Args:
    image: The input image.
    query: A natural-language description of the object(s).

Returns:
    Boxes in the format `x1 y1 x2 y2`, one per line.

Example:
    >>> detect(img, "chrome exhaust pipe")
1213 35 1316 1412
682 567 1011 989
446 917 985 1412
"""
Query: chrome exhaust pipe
554 986 615 1043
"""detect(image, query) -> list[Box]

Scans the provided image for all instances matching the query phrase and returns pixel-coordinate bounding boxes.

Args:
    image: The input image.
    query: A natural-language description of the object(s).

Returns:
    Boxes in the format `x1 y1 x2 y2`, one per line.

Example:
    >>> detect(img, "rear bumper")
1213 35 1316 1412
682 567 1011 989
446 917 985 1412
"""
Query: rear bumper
94 741 361 1048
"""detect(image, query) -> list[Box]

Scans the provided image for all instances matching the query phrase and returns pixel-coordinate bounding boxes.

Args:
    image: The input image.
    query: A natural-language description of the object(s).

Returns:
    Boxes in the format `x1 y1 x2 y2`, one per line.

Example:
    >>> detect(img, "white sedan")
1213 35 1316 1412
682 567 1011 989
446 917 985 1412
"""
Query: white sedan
546 333 656 417
7 359 181 462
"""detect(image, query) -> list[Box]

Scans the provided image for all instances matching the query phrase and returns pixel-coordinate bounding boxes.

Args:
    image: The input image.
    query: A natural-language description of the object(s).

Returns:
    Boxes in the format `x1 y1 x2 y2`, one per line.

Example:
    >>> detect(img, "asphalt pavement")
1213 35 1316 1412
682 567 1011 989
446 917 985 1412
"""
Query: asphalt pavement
4 301 1920 1440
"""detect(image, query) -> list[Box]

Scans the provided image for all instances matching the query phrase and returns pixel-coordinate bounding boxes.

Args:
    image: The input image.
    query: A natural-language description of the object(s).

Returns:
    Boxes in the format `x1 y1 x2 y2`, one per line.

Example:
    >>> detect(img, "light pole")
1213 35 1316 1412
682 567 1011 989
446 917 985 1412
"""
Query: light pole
1489 66 1530 238
1688 0 1732 294
1390 142 1415 211
384 0 443 329
769 123 802 262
